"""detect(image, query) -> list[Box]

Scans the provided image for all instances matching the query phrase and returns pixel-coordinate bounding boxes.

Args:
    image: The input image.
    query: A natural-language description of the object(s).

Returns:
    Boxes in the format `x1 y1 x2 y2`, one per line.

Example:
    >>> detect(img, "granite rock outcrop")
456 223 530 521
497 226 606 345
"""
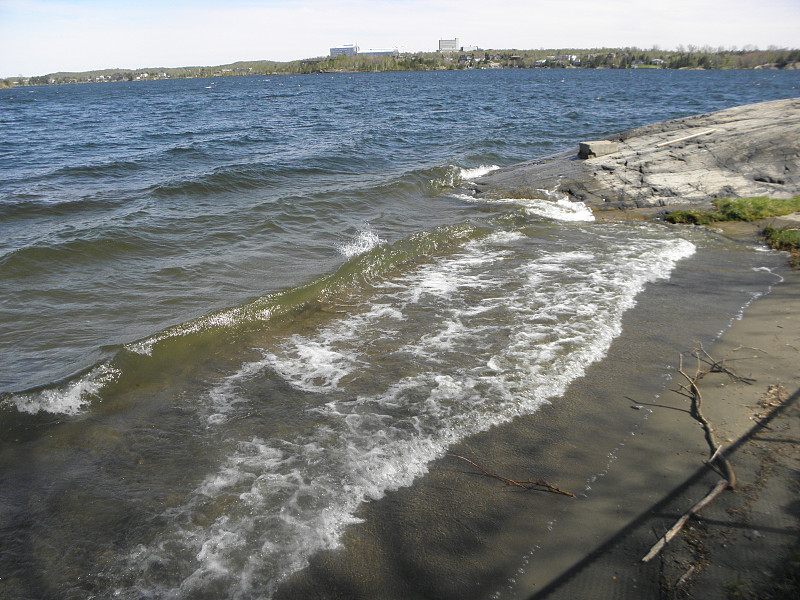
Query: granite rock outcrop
468 98 800 214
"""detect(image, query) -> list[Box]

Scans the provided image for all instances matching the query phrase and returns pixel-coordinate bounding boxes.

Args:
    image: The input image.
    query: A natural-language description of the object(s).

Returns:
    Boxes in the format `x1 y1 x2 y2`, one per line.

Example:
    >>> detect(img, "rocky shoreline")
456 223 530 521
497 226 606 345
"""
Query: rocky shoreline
467 98 800 218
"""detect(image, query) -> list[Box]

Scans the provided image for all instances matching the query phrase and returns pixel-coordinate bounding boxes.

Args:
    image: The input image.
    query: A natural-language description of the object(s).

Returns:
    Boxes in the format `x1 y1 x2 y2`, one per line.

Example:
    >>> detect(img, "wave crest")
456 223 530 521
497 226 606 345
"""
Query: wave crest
336 227 385 258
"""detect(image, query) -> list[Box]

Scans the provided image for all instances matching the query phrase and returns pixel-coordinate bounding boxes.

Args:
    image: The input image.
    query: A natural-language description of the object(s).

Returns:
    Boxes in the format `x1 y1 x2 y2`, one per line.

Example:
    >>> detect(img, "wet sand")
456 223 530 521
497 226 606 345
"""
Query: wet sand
515 259 800 600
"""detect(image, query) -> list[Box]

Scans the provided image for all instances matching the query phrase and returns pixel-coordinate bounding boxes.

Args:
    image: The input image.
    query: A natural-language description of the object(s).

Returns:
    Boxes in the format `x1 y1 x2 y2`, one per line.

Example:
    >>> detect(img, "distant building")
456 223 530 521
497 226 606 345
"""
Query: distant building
330 44 359 57
361 49 399 57
439 38 459 53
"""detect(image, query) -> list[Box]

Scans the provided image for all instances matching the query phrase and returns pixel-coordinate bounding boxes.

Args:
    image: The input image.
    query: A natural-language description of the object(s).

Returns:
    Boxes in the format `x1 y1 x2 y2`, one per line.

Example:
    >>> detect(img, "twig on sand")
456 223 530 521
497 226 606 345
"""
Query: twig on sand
695 343 758 385
448 454 575 498
676 564 697 587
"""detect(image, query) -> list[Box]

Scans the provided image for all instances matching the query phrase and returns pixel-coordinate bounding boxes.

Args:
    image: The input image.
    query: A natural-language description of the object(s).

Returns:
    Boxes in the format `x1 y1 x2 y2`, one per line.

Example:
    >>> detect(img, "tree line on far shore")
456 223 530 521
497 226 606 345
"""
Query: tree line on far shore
3 46 799 88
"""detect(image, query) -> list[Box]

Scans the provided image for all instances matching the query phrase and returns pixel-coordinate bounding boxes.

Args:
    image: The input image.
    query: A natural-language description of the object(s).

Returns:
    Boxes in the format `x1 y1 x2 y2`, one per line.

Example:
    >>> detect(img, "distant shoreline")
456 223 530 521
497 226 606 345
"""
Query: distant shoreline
3 46 799 88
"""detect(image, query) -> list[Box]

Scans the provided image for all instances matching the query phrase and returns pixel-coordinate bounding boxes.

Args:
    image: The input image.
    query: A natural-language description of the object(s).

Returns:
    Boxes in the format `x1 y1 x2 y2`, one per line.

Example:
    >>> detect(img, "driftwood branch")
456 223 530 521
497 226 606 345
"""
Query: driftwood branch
448 454 575 498
642 342 746 562
655 128 716 148
677 346 737 488
695 343 757 385
677 564 697 587
642 479 728 562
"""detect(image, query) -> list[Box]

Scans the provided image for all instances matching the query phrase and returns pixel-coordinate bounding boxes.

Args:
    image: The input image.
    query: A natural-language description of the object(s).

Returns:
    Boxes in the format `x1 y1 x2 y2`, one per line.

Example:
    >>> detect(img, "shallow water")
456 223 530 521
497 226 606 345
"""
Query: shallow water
0 69 797 599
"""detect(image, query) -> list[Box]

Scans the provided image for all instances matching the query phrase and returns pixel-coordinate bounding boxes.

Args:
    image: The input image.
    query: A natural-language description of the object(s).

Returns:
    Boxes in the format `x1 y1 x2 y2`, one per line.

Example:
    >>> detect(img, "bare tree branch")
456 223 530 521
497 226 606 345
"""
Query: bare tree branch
448 454 576 498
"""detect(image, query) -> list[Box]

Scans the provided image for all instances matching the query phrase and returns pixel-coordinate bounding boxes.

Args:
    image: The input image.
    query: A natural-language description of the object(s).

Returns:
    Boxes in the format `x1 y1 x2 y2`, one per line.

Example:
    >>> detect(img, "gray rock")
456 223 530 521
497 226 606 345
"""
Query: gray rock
468 98 800 214
578 140 620 159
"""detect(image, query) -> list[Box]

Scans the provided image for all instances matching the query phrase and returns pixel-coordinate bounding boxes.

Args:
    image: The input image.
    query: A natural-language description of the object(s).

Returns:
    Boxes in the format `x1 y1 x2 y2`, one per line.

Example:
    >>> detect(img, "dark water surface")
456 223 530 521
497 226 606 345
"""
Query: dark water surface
0 69 797 599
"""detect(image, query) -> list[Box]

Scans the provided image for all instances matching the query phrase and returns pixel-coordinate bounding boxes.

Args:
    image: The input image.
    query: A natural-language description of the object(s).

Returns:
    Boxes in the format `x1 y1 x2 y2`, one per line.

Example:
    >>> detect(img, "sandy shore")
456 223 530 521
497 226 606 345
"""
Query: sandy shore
516 263 800 599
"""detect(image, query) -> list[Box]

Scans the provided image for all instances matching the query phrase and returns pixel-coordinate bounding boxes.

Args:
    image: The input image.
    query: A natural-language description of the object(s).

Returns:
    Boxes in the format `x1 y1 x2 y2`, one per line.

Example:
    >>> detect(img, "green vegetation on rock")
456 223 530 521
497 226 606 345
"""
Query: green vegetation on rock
666 197 800 267
663 209 722 225
763 226 800 268
764 225 800 250
715 196 800 221
666 196 800 224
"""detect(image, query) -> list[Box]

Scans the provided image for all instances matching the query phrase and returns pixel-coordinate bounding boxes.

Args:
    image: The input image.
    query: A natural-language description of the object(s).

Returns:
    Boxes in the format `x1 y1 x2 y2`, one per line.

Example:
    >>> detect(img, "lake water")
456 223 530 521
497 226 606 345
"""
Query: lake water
1 69 798 599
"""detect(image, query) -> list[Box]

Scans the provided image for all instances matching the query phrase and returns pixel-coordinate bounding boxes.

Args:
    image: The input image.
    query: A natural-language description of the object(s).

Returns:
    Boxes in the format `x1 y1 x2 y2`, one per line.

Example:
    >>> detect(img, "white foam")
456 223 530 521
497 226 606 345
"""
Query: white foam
448 191 480 202
206 359 273 425
459 191 595 222
337 226 385 258
264 337 359 393
485 230 526 245
511 197 596 221
204 302 402 414
4 363 119 415
412 318 466 358
458 164 499 180
433 164 499 189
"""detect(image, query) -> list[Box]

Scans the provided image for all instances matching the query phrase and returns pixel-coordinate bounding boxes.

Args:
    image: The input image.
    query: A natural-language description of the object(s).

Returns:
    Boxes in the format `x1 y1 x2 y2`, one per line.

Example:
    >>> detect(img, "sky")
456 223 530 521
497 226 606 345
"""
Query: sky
1 0 799 78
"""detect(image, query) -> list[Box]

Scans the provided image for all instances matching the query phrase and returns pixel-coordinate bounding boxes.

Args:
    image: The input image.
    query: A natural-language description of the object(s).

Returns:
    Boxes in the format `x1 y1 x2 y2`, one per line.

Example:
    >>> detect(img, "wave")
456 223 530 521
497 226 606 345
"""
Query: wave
0 225 167 276
0 221 485 414
457 164 500 180
1 155 149 194
451 188 596 222
144 158 501 203
336 226 385 258
0 159 498 239
0 186 141 222
1 364 121 416
147 156 372 198
426 163 500 190
119 230 696 597
129 221 484 355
